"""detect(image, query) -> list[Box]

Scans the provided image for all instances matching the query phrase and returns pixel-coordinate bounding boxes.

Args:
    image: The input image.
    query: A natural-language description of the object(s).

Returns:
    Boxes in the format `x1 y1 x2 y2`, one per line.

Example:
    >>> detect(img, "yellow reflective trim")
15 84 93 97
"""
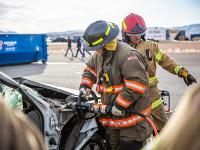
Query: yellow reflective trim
106 87 113 93
92 38 103 46
109 23 115 28
122 20 127 30
155 50 163 63
148 76 157 84
104 73 110 82
92 25 111 46
105 26 111 35
151 98 162 109
175 65 182 74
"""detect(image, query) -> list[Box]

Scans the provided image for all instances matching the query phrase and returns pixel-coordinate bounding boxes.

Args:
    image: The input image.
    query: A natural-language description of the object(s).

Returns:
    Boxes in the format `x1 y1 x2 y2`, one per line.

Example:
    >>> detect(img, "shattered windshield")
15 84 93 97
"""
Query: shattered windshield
0 83 23 111
0 82 48 110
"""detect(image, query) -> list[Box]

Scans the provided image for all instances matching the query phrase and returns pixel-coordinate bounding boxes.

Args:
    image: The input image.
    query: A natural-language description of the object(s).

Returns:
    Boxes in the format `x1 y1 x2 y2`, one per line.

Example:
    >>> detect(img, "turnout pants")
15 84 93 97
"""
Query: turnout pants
150 86 168 131
105 121 151 150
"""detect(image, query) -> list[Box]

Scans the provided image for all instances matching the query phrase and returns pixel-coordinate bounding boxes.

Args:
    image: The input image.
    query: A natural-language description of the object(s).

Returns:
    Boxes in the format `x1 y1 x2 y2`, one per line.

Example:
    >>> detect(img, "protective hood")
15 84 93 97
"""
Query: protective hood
104 39 118 51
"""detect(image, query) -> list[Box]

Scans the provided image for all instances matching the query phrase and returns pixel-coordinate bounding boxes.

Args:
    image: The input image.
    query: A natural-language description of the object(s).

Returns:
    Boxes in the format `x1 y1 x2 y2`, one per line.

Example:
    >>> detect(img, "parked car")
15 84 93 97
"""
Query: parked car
52 37 67 43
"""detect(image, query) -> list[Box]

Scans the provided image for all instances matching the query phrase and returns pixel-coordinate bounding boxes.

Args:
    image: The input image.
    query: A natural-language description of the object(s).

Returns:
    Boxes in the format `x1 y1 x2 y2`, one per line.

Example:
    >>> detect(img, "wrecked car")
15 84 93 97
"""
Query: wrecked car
0 72 106 150
0 71 171 150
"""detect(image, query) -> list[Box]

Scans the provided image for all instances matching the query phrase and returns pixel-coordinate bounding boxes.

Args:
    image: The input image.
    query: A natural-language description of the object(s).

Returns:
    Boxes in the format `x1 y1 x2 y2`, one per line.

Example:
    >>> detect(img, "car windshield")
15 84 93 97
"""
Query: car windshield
0 83 23 110
0 83 43 111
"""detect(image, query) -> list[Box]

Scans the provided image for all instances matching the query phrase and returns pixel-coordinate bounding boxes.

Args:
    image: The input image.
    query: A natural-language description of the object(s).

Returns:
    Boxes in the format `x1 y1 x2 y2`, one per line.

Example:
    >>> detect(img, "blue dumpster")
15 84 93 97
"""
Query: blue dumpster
0 34 48 65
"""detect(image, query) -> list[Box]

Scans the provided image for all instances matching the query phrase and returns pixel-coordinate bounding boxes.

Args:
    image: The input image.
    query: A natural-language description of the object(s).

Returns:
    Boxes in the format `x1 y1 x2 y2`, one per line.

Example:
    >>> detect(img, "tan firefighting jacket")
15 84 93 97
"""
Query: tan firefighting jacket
133 40 182 87
131 40 182 109
80 41 152 139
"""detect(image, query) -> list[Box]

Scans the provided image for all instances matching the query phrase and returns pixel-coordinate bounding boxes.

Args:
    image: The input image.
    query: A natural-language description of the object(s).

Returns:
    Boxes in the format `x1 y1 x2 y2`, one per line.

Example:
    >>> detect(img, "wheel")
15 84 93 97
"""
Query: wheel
26 111 43 132
81 133 105 150
62 133 105 150
42 60 47 64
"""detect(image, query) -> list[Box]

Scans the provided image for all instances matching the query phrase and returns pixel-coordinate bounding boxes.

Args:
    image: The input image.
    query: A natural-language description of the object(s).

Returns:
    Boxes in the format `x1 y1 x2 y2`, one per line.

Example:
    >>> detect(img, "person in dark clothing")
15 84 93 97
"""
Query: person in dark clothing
64 36 74 57
75 36 84 58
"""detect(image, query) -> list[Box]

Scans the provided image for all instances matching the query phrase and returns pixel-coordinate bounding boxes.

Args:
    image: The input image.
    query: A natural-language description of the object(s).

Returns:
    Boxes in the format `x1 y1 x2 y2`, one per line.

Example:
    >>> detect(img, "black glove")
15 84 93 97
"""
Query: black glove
184 74 197 86
178 68 197 86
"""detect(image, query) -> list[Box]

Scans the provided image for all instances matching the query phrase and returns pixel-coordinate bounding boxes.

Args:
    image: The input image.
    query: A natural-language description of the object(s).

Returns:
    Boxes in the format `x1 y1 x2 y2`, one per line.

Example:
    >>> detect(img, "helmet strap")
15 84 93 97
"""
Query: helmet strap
122 33 131 44
141 34 146 41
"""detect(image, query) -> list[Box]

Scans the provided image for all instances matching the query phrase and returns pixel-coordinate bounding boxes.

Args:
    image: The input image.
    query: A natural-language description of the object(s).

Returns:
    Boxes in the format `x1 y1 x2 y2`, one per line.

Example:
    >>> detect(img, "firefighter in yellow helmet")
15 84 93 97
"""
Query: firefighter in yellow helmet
80 20 152 150
121 13 197 132
143 83 200 150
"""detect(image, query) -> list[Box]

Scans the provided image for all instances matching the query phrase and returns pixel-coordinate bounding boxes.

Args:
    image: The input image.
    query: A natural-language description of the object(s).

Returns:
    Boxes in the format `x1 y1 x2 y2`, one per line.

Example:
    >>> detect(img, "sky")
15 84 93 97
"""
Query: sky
0 0 200 33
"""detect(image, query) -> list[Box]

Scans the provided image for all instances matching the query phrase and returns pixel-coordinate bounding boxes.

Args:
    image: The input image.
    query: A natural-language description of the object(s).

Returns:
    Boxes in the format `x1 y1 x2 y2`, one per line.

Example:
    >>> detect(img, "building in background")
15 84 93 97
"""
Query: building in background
145 24 200 41
146 27 168 41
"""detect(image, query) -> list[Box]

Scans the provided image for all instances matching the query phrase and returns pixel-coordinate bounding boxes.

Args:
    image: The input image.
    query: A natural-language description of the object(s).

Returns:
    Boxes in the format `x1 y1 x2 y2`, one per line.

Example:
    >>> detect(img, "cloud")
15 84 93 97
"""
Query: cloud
0 0 199 33
0 1 24 16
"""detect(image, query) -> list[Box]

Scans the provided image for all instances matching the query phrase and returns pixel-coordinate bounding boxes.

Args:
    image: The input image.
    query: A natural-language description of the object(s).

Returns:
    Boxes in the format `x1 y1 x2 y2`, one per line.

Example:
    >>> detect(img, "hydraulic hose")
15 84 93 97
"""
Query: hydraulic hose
77 90 158 135
145 116 158 136
127 110 158 136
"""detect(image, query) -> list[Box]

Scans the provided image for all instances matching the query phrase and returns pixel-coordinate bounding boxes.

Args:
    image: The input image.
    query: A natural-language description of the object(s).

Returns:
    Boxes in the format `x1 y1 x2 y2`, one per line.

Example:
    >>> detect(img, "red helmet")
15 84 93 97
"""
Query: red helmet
122 13 146 35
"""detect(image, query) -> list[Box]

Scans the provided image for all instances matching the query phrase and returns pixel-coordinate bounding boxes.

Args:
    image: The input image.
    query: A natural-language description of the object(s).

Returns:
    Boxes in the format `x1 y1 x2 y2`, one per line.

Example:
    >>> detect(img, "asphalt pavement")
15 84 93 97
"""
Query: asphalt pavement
0 52 200 110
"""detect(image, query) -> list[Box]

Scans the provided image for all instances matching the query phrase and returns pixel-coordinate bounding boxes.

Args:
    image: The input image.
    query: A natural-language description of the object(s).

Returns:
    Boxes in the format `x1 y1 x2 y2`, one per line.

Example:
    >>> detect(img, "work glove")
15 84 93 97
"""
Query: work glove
79 86 91 97
111 105 125 116
178 68 197 86
184 74 197 86
90 103 107 114
90 104 125 116
178 67 188 78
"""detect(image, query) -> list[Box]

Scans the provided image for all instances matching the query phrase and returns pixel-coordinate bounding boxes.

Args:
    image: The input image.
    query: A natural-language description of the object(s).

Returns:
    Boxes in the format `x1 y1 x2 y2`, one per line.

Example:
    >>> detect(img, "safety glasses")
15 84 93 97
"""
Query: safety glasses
126 33 143 37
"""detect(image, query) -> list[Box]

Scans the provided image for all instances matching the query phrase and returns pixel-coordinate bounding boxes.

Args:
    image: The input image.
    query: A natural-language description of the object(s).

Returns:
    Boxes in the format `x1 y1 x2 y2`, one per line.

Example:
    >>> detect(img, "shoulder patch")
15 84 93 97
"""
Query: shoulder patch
127 54 138 61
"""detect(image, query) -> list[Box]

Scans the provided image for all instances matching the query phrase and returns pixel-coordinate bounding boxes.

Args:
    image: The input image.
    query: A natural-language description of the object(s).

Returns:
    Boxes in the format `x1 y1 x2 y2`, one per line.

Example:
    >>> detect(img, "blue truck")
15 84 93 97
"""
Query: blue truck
0 34 48 65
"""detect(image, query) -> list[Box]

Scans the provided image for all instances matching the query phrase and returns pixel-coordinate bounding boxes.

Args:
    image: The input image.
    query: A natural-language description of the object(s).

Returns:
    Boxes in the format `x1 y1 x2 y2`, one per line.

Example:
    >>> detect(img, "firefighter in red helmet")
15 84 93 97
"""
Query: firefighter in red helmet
122 13 197 132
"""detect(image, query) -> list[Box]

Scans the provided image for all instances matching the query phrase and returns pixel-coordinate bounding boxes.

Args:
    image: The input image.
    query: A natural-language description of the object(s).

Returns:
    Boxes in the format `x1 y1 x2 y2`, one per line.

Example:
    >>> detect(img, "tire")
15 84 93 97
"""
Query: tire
42 60 47 64
61 125 105 150
81 133 105 150
26 111 42 132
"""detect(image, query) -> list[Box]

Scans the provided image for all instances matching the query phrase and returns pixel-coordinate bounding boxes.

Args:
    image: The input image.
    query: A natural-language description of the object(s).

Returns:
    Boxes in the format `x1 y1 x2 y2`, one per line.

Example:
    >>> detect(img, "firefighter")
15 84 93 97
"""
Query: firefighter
143 84 200 150
79 20 152 150
121 13 197 132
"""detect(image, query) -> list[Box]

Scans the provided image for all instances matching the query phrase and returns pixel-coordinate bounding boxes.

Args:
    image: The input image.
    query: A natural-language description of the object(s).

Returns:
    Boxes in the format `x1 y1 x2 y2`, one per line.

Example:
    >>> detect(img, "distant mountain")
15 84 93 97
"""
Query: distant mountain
177 24 200 32
1 24 199 40
0 31 17 34
47 30 84 39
